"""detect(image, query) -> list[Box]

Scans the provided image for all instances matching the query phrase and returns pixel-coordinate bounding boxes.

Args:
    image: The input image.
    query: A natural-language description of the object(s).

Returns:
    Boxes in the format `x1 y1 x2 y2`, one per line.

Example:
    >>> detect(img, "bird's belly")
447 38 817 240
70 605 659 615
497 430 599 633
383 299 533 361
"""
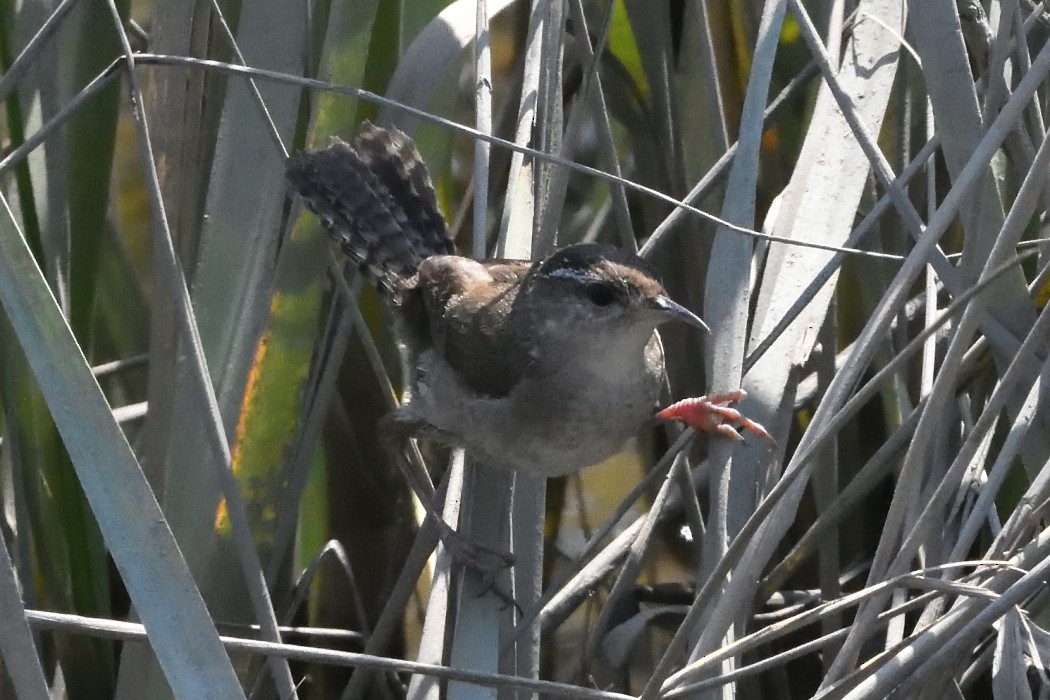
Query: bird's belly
478 365 661 476
502 405 653 476
413 341 663 477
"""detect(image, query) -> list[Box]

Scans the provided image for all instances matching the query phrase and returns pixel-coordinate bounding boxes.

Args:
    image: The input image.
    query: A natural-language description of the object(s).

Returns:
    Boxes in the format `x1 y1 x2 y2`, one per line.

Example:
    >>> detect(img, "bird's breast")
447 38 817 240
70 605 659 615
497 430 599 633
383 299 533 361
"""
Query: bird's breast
410 332 665 477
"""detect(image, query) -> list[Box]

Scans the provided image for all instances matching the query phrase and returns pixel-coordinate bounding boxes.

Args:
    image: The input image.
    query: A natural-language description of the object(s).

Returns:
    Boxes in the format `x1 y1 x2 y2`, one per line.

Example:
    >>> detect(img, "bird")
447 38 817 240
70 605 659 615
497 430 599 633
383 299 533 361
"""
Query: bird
286 122 770 565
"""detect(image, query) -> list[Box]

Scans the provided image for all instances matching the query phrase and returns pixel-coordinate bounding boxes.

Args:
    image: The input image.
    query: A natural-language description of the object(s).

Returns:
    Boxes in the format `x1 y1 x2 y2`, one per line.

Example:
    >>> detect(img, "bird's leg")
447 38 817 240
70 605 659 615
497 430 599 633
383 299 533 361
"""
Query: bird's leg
378 411 515 577
658 390 774 442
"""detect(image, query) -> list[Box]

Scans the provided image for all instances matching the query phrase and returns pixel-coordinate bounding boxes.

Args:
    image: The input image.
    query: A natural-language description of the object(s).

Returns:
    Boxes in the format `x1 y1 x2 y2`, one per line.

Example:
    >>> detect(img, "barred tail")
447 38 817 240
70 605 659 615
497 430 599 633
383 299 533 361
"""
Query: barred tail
285 122 455 300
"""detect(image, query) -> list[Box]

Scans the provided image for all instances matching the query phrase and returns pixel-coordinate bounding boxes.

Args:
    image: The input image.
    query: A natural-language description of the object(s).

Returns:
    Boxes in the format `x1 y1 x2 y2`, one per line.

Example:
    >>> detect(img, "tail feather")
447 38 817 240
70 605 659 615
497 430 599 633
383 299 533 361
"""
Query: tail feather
286 123 454 300
353 122 454 259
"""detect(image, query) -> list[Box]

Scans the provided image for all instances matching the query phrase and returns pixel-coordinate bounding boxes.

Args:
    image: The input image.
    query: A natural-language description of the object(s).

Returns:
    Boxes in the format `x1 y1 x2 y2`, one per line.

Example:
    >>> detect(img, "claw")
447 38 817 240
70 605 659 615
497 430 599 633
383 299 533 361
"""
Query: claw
658 390 774 443
433 518 515 573
380 411 519 608
434 518 520 612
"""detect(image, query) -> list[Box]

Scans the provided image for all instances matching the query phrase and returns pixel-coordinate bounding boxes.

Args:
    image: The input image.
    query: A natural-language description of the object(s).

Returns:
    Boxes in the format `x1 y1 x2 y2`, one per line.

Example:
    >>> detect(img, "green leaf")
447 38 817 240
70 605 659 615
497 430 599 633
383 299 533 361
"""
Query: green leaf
0 193 244 698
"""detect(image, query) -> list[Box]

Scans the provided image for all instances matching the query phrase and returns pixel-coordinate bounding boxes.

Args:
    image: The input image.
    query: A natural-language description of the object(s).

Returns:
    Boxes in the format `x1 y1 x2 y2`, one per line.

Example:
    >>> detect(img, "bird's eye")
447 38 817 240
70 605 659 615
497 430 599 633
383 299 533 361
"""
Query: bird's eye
585 282 617 307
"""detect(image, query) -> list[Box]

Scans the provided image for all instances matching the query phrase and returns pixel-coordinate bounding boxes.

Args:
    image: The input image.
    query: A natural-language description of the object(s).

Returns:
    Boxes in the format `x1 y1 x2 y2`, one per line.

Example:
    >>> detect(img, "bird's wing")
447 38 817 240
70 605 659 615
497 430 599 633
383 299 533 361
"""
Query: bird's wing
413 258 532 398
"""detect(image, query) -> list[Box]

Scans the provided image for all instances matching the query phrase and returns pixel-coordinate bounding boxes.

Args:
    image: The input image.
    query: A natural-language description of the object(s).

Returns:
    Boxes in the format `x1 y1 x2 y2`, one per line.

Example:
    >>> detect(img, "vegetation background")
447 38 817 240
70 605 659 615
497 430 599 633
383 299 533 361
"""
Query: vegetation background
1 0 1049 698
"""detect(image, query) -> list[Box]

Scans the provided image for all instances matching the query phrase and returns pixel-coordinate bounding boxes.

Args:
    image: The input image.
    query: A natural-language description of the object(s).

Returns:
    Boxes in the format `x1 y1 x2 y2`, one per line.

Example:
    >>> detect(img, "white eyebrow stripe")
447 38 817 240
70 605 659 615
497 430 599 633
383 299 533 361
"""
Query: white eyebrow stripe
547 266 594 281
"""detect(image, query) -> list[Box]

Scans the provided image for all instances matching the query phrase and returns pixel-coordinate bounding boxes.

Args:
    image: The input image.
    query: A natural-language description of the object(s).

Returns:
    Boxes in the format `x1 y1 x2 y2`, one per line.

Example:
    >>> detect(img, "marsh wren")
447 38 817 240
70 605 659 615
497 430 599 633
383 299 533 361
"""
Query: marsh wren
286 123 769 556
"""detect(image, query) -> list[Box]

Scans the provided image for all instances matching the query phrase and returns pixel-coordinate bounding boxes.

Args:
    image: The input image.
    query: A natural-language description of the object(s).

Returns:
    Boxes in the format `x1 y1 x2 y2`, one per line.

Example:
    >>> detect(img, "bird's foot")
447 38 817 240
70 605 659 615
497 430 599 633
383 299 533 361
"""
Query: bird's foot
433 517 515 572
432 517 519 611
658 390 774 442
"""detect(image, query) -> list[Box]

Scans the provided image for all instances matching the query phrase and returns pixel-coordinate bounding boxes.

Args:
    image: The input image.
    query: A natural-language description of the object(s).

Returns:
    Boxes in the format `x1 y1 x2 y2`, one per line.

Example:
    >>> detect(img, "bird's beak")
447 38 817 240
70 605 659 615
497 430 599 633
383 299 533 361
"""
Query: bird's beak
650 295 710 333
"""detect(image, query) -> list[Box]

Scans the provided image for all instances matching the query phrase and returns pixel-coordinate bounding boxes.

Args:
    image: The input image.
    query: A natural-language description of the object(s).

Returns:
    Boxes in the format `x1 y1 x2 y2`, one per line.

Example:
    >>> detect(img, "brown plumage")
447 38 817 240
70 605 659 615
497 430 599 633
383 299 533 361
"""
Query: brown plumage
285 121 455 300
287 123 714 476
288 125 677 402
